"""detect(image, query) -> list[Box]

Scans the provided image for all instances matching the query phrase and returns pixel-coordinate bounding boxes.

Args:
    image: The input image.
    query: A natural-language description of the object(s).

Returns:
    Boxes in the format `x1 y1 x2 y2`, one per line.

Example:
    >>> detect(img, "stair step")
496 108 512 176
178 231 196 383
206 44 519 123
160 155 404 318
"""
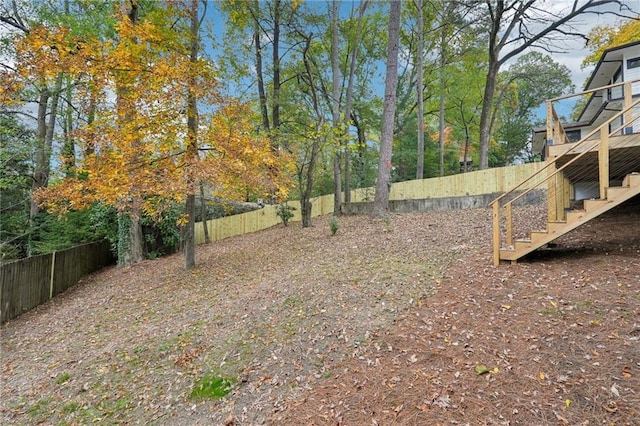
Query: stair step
583 198 609 212
499 249 519 261
622 172 640 187
514 239 533 251
530 230 549 242
547 221 568 232
607 186 632 200
566 210 586 223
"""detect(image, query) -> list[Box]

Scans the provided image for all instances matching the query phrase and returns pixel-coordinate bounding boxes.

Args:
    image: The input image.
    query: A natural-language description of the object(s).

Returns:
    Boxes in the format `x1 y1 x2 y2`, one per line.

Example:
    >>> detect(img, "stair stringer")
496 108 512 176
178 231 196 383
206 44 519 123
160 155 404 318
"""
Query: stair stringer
499 173 640 262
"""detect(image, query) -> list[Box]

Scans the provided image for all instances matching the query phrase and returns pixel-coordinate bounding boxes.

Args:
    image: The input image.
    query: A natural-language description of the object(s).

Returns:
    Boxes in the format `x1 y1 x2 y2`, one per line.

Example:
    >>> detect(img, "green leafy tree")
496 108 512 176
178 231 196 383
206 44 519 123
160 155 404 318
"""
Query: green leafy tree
494 51 573 165
0 114 34 261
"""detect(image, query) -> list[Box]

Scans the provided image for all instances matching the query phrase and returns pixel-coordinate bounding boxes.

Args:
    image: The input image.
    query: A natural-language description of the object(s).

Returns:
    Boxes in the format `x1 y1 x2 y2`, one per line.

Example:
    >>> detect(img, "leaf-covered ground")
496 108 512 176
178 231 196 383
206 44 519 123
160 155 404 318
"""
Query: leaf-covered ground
2 202 639 425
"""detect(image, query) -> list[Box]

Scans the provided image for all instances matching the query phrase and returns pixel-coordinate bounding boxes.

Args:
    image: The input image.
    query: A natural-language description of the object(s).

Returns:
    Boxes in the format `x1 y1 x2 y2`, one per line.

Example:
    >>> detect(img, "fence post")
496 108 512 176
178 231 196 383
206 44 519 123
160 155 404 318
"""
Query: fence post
49 251 56 300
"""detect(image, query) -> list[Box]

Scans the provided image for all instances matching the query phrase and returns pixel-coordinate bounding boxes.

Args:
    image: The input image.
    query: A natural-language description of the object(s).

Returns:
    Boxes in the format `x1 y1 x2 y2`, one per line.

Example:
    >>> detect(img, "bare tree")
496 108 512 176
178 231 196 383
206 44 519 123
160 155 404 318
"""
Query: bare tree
373 0 401 216
468 0 638 169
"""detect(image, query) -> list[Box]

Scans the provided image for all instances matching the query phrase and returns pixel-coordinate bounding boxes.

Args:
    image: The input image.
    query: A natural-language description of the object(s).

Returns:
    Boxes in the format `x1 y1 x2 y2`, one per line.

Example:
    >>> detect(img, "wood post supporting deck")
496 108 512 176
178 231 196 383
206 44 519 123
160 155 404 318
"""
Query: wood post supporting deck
492 202 500 266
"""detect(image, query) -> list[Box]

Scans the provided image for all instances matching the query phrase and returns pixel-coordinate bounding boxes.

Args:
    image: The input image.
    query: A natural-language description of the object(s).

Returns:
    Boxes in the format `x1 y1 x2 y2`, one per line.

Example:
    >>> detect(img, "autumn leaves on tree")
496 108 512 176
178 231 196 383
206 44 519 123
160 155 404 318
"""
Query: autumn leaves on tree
5 2 291 267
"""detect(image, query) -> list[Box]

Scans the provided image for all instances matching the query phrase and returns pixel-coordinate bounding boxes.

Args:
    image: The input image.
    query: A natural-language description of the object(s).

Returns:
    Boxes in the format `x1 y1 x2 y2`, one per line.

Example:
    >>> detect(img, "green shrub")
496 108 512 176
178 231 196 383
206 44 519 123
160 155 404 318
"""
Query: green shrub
328 216 339 235
276 204 296 226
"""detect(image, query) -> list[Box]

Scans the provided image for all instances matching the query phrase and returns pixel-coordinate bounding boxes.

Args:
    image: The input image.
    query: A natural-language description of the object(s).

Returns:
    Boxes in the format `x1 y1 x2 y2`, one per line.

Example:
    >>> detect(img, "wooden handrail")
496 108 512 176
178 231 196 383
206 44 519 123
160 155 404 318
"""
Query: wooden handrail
547 77 640 103
504 96 640 209
491 95 640 209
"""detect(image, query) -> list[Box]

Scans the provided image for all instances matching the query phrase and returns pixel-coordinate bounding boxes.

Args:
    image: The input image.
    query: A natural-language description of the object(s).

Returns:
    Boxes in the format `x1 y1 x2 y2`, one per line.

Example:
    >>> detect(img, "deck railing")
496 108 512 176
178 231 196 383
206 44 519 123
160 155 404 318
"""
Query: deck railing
491 79 640 265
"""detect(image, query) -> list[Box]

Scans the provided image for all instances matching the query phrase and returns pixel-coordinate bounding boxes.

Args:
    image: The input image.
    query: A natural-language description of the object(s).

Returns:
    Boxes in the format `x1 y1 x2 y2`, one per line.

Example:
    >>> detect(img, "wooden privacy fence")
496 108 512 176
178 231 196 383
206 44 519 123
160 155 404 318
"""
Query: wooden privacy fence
195 162 544 244
1 240 114 324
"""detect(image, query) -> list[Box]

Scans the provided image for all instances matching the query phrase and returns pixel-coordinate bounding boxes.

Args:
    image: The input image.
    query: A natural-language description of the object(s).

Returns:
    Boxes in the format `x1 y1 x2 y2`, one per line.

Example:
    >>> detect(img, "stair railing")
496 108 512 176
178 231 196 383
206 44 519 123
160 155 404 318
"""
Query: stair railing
491 79 640 265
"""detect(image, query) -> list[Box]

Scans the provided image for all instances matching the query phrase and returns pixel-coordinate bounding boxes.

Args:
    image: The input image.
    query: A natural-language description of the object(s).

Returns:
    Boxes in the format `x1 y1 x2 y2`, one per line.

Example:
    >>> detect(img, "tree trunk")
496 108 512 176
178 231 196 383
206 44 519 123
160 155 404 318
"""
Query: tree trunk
254 15 270 133
30 88 50 220
85 89 97 156
299 35 323 228
463 123 470 173
352 112 368 188
117 212 144 266
437 3 448 177
331 0 342 214
478 59 500 169
373 0 400 217
271 0 281 142
62 79 75 177
183 0 200 270
416 0 424 180
114 0 144 267
344 0 368 201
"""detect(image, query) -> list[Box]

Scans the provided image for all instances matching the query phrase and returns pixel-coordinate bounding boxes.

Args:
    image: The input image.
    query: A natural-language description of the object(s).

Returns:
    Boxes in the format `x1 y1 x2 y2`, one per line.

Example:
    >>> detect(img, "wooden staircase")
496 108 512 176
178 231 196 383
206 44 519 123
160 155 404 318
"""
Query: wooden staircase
499 173 640 262
491 79 640 265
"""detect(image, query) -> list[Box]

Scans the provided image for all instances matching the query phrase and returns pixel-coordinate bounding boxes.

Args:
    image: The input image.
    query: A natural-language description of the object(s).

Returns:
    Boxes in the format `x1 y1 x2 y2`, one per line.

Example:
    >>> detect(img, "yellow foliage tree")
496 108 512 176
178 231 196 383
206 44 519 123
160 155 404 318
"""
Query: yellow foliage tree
582 16 640 68
25 3 291 266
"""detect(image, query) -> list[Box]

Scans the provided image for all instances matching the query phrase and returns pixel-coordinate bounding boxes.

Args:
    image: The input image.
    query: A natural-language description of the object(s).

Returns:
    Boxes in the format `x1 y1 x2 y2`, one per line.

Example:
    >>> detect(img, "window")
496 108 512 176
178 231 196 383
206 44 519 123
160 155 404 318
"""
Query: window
627 57 640 69
566 129 581 143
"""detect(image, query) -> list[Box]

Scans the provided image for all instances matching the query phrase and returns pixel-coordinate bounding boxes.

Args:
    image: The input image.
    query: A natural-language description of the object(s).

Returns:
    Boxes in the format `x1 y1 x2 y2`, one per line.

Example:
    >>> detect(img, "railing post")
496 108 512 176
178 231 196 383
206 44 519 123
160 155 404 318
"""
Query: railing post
599 130 609 199
624 81 632 131
547 165 558 222
561 173 571 220
492 202 500 266
546 100 553 145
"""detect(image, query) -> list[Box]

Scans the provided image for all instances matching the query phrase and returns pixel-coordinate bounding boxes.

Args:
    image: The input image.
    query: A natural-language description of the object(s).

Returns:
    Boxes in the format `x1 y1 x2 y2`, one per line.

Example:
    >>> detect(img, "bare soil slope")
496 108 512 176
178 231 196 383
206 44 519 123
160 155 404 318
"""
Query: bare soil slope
2 203 639 425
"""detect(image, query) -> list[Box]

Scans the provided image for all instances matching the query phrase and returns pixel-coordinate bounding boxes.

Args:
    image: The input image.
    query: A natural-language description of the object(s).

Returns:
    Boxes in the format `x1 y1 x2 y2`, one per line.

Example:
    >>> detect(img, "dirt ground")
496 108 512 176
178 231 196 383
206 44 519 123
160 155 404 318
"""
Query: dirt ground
1 201 639 425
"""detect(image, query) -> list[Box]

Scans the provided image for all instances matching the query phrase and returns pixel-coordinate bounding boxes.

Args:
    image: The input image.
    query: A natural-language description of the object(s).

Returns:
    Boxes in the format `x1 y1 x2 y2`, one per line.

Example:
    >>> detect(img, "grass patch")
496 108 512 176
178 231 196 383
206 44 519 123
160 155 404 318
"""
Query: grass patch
55 372 71 384
61 401 79 414
189 374 234 400
27 397 52 420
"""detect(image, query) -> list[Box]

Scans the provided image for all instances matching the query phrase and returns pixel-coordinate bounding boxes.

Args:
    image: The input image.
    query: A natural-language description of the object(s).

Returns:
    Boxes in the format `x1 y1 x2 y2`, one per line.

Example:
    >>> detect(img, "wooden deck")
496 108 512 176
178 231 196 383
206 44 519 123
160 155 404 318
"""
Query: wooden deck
548 133 640 182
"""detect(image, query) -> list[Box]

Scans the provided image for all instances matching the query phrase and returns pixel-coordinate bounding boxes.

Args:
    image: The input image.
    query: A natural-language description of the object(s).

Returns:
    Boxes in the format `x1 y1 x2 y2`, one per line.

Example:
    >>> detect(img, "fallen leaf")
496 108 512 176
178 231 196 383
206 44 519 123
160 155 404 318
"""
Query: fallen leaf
475 365 490 375
610 384 620 398
416 404 430 413
555 411 569 425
